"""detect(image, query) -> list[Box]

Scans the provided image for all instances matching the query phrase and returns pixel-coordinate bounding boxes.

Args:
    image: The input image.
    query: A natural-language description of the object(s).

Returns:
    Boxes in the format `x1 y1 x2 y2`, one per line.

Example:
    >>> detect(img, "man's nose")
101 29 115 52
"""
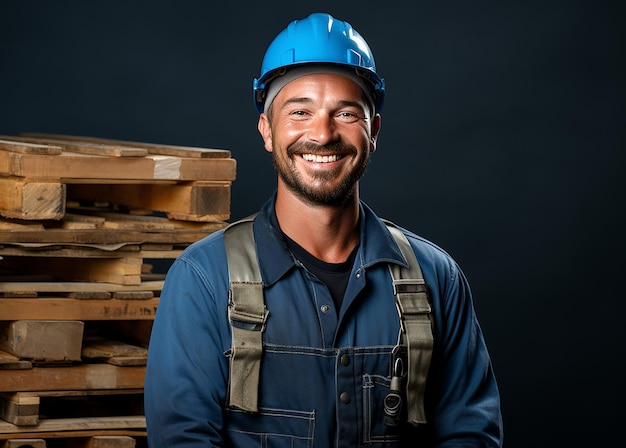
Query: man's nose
306 113 339 145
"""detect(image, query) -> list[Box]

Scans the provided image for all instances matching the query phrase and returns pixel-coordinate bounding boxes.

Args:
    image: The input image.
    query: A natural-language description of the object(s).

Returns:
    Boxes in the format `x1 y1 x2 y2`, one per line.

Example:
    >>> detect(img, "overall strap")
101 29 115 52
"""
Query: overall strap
386 223 434 425
223 215 267 412
223 216 433 422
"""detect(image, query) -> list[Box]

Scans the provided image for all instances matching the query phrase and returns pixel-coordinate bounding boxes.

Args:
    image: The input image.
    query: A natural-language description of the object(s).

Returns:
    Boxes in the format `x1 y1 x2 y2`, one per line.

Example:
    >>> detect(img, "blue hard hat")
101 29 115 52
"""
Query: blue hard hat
253 13 385 114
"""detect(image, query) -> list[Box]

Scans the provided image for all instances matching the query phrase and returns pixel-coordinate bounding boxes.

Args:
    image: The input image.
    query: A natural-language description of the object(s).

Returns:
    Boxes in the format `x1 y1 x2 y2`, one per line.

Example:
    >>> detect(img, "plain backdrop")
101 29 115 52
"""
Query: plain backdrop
1 1 624 446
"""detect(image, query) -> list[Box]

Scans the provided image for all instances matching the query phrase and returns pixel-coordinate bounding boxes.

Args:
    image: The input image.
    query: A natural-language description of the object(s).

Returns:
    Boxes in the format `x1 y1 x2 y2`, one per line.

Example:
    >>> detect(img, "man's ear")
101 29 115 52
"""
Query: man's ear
258 113 273 152
370 113 382 152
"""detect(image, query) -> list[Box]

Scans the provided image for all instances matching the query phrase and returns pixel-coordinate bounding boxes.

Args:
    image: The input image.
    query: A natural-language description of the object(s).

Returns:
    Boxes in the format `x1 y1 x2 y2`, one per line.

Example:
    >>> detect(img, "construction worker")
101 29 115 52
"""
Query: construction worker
145 12 503 447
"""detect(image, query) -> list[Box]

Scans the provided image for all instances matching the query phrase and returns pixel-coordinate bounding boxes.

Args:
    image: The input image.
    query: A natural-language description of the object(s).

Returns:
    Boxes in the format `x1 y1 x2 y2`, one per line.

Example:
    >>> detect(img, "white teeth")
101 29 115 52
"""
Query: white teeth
302 154 340 163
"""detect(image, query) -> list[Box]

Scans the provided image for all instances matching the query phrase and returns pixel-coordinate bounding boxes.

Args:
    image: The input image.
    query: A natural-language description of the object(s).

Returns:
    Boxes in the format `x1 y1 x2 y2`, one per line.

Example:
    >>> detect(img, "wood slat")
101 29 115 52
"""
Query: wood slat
0 416 146 435
0 150 236 181
0 281 163 295
0 136 148 158
0 226 224 245
2 257 144 285
0 364 146 393
22 132 231 158
0 350 32 370
0 247 180 259
82 338 147 367
1 439 46 447
0 298 159 320
0 139 62 155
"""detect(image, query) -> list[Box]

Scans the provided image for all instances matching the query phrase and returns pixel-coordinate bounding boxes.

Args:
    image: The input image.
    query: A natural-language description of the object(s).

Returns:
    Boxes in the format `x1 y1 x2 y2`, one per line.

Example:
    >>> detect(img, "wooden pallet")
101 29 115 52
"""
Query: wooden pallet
0 178 232 221
0 365 146 444
0 209 221 286
0 133 233 443
0 134 235 221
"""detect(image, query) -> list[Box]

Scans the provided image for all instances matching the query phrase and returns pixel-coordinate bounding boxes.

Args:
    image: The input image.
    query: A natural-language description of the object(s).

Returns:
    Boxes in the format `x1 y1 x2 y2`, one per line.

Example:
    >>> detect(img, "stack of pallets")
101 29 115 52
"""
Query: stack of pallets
0 134 236 448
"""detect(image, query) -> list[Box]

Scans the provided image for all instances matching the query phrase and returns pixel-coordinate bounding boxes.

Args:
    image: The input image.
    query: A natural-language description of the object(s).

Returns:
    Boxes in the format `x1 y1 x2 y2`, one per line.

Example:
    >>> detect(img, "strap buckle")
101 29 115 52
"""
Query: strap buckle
228 282 269 331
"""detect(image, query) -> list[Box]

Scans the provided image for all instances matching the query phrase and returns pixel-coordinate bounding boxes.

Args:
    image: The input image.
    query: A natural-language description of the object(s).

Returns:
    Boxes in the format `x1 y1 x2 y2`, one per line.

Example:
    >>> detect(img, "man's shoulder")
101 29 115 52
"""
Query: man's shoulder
385 222 459 276
176 228 228 267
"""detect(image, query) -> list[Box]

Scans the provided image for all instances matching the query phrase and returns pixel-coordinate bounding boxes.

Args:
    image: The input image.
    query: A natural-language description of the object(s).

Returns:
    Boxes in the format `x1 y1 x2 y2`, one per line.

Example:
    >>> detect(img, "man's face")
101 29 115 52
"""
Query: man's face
258 73 381 206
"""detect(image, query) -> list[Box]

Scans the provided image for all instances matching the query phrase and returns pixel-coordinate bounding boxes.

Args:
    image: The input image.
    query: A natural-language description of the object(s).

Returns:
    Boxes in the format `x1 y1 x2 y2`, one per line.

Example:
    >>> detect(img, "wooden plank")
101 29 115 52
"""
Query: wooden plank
0 298 159 321
66 182 231 219
0 350 32 370
0 225 225 245
60 213 106 229
59 210 200 231
0 364 146 393
0 321 84 362
82 338 147 367
0 416 146 435
68 291 113 300
0 135 148 158
177 156 237 181
0 178 65 220
2 257 143 285
23 133 231 159
0 280 163 295
0 245 181 259
69 210 227 231
166 211 229 222
0 150 236 181
0 138 62 155
1 439 47 448
111 291 153 300
0 220 44 231
0 431 146 442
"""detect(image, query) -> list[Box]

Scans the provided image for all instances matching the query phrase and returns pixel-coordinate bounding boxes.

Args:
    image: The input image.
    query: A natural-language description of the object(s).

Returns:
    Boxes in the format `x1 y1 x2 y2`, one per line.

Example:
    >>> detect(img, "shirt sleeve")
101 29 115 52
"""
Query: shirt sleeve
427 258 503 447
144 254 230 447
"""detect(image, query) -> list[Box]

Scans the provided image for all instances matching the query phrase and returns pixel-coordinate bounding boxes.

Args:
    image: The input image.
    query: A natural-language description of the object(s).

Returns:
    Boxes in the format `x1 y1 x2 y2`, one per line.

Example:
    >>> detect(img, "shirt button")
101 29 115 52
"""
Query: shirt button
320 304 331 313
340 392 351 404
340 354 350 366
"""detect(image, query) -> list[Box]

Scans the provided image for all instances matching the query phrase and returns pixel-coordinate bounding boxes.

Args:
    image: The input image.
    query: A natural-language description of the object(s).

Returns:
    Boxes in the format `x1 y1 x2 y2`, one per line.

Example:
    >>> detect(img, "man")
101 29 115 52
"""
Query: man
145 12 503 447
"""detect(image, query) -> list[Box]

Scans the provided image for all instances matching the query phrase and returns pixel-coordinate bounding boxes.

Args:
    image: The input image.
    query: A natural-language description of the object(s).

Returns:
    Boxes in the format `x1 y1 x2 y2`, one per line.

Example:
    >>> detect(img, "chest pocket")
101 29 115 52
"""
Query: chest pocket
223 216 434 427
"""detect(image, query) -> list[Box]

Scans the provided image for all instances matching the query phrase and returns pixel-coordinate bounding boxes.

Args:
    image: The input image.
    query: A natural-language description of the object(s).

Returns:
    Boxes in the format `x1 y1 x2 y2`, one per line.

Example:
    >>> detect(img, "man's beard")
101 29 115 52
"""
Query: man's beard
273 140 371 206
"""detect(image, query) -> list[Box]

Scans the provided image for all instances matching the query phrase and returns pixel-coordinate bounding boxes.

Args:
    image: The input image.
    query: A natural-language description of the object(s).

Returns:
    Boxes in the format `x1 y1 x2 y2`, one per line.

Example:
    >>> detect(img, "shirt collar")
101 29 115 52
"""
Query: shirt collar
252 193 408 286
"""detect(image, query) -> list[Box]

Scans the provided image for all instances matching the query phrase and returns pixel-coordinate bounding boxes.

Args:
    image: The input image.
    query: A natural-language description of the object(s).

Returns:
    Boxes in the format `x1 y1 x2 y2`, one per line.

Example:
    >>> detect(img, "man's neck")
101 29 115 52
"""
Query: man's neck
274 188 360 264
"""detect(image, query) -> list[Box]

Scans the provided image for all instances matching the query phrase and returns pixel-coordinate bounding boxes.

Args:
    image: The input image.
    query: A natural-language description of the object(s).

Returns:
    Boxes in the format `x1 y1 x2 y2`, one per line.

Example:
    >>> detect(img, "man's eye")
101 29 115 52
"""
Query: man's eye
337 112 364 123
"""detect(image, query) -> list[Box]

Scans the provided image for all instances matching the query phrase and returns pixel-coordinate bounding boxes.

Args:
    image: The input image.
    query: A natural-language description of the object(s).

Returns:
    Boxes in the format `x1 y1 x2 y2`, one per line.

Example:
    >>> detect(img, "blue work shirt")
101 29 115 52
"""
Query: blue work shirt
145 195 503 447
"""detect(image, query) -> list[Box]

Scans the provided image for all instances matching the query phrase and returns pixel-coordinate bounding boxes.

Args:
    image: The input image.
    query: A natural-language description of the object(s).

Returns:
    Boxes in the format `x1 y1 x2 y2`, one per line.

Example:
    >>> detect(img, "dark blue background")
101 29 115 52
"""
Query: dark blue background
1 1 623 446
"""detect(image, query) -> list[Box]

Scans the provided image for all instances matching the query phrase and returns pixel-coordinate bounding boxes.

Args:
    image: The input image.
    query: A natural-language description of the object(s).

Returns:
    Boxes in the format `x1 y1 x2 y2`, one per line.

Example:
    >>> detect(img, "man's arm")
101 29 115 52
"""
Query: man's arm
145 256 230 447
428 259 503 447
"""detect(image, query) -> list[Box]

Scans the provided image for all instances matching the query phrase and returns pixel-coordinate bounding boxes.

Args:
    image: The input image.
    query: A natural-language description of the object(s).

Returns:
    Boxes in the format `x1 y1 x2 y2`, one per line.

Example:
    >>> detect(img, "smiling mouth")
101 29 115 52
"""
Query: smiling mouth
301 154 343 163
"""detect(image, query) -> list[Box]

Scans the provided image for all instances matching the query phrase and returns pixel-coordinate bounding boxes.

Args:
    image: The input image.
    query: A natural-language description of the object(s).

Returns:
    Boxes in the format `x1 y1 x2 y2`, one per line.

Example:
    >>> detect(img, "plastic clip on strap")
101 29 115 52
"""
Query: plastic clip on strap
223 216 267 413
384 356 405 426
387 224 434 426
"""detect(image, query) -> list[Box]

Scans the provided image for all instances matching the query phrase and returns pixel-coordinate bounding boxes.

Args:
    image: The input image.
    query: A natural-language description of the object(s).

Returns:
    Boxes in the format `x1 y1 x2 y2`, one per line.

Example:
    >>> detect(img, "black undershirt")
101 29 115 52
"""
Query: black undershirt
282 233 359 311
